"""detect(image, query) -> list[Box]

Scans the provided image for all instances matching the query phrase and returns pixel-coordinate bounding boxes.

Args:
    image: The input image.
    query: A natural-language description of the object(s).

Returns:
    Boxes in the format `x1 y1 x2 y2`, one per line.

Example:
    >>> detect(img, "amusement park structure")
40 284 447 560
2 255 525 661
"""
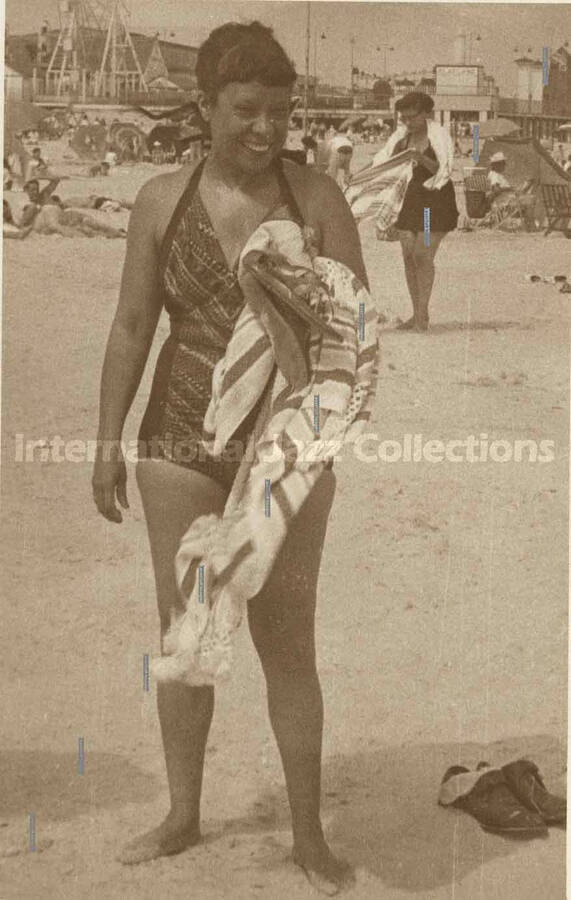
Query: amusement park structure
45 0 148 100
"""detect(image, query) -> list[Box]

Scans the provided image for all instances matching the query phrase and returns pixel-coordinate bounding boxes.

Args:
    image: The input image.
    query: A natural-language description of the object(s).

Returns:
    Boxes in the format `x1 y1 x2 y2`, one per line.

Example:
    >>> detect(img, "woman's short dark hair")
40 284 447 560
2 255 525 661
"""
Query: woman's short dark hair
395 91 434 114
196 21 297 100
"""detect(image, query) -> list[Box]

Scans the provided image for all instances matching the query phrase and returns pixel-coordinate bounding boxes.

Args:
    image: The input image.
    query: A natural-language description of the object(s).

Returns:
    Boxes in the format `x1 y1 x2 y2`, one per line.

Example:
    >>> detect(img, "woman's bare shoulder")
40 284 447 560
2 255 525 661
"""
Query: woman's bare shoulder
281 159 345 219
133 164 197 245
136 165 194 202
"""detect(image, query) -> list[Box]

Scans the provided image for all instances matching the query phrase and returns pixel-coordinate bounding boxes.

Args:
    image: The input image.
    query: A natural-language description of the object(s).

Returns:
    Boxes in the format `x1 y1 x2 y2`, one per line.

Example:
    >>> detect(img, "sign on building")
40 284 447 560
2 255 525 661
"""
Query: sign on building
436 66 480 95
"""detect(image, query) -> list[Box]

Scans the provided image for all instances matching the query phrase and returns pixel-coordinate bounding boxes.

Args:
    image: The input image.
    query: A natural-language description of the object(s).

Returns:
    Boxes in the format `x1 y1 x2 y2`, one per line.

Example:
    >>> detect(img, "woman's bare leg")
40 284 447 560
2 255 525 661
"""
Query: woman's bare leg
411 230 445 328
397 229 419 327
248 470 354 893
118 458 227 865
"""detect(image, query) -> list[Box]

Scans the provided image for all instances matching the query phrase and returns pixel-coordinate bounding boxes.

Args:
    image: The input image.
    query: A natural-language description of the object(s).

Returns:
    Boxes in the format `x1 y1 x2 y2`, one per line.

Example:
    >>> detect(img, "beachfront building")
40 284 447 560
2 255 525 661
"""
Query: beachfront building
495 48 570 141
543 45 571 117
383 62 498 126
4 64 33 102
432 64 499 127
296 74 354 113
5 24 198 105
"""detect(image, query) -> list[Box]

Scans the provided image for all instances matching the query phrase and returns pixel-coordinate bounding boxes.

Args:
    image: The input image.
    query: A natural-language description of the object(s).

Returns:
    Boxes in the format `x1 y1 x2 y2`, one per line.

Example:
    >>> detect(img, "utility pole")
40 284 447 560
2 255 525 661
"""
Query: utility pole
314 31 326 92
303 1 311 135
350 36 355 108
111 3 117 99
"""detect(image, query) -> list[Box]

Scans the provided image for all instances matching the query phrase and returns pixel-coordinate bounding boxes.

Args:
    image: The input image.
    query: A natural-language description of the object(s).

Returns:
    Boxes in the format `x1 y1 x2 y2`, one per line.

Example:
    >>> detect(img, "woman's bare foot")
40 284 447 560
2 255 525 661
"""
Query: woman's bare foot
117 812 201 865
293 840 356 896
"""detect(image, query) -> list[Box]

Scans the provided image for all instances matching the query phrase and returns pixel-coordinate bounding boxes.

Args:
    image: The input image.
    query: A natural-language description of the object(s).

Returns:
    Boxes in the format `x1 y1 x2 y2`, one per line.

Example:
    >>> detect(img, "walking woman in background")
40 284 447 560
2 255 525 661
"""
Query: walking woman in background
92 20 367 895
374 91 458 331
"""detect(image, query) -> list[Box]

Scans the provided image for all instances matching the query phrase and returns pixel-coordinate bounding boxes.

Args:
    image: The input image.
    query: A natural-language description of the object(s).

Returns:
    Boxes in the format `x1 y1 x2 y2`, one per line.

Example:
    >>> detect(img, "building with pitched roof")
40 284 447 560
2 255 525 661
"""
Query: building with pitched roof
5 26 198 103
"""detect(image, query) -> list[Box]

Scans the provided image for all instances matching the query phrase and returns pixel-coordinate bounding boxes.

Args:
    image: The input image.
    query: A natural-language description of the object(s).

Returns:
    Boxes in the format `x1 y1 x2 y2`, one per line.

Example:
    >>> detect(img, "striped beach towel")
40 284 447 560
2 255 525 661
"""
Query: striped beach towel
152 219 379 686
345 158 414 229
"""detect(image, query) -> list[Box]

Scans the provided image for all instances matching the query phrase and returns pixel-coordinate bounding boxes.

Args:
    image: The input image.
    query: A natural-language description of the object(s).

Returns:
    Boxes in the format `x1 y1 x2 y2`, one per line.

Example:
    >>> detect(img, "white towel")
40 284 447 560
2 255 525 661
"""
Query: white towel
152 220 380 685
373 120 454 191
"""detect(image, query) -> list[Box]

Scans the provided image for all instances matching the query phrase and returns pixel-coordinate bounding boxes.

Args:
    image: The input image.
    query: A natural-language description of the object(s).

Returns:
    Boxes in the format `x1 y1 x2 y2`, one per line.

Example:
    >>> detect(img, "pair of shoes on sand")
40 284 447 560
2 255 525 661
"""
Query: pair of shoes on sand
524 274 567 284
439 759 566 836
396 316 429 333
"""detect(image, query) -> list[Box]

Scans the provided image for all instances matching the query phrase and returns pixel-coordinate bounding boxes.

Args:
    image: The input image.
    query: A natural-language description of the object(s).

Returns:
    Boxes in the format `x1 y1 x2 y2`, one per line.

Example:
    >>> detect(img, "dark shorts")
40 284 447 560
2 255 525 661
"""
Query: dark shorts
396 178 459 233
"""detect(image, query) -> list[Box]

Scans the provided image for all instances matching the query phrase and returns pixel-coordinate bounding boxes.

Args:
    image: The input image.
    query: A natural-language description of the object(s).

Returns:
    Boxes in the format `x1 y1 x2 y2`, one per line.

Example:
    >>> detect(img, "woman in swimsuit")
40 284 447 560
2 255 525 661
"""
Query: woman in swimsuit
375 92 458 332
92 21 367 895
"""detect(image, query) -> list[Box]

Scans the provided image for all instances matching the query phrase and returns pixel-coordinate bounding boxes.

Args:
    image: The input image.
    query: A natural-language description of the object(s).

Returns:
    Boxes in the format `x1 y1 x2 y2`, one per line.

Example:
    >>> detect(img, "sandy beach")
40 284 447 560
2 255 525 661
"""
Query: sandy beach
1 145 568 899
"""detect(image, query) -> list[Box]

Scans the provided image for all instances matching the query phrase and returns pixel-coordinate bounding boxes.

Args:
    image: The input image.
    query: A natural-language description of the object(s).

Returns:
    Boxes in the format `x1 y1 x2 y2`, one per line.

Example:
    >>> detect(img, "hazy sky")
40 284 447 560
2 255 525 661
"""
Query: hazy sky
4 1 570 94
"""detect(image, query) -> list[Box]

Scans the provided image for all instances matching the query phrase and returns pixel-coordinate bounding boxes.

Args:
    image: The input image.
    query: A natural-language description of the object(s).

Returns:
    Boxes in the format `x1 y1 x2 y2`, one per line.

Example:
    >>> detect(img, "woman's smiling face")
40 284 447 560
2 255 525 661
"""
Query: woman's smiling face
200 81 292 173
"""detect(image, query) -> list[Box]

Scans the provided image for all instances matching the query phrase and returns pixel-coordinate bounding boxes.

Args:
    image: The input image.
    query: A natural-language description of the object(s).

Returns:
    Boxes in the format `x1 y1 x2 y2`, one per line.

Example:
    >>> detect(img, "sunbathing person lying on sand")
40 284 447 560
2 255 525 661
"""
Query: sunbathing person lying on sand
89 161 111 177
31 204 127 238
3 200 33 240
59 194 133 212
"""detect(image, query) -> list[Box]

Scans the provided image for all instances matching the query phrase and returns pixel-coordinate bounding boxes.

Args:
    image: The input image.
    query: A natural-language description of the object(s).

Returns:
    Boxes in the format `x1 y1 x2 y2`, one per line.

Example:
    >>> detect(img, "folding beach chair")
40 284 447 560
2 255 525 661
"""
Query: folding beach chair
463 172 489 219
541 184 571 238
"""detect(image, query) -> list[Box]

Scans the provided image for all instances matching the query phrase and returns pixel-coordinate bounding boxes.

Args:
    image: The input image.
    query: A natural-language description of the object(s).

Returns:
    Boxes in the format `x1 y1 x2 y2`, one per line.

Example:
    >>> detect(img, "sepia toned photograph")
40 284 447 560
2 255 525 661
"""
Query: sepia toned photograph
1 1 569 897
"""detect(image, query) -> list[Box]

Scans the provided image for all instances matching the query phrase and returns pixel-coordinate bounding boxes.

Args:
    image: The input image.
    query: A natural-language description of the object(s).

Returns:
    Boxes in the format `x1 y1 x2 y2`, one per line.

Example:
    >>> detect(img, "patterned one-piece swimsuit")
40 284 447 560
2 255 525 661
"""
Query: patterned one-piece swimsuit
138 158 305 491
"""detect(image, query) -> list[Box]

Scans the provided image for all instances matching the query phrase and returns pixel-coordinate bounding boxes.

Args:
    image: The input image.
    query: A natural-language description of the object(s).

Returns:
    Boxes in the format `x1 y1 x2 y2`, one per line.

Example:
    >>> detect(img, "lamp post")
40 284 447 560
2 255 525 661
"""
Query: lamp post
466 32 481 64
350 35 356 107
303 1 310 135
313 29 326 86
376 43 394 77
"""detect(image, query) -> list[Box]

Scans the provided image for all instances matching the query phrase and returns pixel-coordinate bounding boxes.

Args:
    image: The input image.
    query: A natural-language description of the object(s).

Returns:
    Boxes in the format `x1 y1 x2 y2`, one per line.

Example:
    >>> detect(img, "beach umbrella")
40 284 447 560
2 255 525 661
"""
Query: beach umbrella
4 99 48 144
477 118 521 138
70 124 107 159
108 120 128 141
338 115 366 131
109 123 147 159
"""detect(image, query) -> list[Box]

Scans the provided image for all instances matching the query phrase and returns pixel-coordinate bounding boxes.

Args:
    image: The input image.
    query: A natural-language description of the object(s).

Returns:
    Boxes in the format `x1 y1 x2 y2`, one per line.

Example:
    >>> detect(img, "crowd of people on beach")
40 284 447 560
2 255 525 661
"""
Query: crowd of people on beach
6 96 568 248
3 163 130 240
3 111 136 240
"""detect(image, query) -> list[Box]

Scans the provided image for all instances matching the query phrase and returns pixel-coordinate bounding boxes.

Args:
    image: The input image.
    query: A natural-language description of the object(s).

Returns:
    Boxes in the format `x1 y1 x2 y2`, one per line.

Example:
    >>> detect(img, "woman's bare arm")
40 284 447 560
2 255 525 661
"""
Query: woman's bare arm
93 176 169 522
93 165 196 522
96 177 164 446
310 173 369 289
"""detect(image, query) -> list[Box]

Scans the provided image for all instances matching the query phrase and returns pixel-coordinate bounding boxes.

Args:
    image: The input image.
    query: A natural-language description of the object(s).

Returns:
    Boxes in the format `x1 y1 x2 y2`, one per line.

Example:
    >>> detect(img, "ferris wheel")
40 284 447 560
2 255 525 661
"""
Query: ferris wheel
46 1 147 99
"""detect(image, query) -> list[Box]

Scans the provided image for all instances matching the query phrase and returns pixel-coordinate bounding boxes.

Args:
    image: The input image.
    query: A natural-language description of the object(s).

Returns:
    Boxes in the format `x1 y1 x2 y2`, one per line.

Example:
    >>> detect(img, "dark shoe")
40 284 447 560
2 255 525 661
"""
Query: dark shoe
502 759 566 824
396 316 416 331
440 766 548 836
444 764 471 778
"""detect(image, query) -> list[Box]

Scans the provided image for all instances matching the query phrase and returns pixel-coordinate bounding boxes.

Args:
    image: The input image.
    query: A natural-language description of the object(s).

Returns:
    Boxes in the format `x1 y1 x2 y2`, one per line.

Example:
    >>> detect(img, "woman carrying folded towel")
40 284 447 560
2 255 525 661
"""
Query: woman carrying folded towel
374 91 458 332
92 20 367 894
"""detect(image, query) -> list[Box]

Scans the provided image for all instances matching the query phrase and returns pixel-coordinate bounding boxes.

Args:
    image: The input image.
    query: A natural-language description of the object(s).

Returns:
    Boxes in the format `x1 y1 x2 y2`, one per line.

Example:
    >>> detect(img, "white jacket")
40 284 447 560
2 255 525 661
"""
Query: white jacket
373 120 454 191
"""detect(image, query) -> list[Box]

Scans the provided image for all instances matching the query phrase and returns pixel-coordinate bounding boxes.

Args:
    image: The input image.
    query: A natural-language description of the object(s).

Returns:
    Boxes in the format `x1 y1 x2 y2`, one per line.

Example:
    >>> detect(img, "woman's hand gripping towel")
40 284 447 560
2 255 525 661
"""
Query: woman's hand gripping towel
152 219 380 685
